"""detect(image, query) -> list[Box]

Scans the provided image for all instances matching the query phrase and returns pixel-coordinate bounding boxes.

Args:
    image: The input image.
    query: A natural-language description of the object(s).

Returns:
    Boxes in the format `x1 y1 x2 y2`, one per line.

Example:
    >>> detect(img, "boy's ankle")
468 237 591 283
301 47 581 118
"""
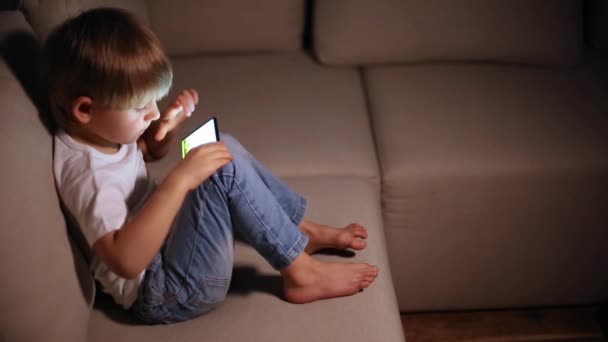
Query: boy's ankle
279 252 319 281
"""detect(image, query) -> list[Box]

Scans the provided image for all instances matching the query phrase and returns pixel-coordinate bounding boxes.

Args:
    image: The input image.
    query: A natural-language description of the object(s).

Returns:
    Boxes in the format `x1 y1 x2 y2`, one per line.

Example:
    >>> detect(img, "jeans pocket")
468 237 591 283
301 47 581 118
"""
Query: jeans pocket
141 271 169 307
132 302 172 325
183 275 230 313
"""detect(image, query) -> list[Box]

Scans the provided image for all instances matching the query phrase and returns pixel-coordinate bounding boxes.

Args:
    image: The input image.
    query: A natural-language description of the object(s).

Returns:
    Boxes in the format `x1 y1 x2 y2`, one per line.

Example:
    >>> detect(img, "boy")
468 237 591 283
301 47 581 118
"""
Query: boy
47 7 378 324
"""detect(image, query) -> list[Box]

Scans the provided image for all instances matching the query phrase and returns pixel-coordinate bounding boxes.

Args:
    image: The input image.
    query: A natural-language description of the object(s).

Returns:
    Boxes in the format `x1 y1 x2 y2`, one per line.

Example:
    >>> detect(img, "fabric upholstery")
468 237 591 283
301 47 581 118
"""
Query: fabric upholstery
365 61 608 310
147 0 305 56
19 0 149 41
147 52 380 183
2 0 604 340
0 11 94 342
87 176 404 342
314 0 582 66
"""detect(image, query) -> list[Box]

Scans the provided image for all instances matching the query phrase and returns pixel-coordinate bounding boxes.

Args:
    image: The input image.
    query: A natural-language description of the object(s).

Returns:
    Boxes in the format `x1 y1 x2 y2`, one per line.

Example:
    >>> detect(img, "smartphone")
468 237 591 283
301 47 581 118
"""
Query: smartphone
181 117 219 158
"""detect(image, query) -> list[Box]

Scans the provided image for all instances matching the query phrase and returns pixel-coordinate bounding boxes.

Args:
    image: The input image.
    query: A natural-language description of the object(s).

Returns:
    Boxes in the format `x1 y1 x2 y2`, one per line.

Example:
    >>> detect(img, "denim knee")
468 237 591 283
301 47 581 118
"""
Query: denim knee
216 147 251 182
220 132 248 159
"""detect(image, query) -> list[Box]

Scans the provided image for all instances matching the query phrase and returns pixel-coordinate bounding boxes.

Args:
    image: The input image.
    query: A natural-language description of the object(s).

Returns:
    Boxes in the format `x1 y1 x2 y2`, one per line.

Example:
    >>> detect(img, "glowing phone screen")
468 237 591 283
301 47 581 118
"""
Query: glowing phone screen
181 117 219 158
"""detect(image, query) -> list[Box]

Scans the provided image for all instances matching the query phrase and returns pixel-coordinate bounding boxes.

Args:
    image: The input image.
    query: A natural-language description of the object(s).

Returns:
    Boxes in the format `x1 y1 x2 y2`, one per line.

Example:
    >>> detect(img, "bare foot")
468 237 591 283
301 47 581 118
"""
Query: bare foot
281 253 379 304
300 220 368 254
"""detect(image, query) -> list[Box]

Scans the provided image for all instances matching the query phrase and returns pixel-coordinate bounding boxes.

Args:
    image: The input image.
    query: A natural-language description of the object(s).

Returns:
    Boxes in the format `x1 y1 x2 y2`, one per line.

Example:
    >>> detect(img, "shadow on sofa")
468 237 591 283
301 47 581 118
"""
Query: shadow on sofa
0 31 54 134
92 245 357 325
92 265 282 325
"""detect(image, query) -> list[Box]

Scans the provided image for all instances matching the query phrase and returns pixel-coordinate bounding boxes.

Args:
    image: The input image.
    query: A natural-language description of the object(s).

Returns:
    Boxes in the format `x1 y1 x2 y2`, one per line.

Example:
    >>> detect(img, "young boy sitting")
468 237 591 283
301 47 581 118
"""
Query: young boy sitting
47 7 378 324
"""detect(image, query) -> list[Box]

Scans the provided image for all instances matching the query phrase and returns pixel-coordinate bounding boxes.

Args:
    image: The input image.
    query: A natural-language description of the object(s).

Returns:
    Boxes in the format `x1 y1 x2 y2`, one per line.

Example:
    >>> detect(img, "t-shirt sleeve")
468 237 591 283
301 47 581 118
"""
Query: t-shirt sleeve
65 179 129 248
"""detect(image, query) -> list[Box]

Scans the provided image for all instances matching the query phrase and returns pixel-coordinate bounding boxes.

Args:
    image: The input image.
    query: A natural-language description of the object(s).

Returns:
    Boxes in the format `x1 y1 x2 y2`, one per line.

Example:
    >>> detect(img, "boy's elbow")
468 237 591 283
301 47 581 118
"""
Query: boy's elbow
100 254 143 279
121 269 143 280
113 263 143 280
106 250 147 279
93 231 144 279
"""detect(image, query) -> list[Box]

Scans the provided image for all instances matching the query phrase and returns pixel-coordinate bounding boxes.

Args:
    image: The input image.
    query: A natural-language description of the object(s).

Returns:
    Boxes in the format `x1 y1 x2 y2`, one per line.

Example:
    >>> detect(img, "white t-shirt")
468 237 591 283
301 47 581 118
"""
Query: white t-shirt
53 130 156 309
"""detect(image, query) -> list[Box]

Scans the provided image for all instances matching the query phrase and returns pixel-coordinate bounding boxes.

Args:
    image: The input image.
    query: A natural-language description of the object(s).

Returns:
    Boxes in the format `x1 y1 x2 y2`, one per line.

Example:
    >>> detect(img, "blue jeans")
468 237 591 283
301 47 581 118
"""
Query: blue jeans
131 133 309 324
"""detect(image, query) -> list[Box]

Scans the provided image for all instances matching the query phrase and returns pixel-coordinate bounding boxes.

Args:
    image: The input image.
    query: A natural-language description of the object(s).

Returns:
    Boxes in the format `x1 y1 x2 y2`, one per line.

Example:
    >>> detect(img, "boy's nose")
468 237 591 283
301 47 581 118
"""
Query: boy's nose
145 102 161 121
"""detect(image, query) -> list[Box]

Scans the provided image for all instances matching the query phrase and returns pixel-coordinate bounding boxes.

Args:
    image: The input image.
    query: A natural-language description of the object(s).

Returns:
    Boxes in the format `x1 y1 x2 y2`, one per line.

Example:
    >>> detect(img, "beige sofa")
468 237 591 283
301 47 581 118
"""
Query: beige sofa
1 1 607 341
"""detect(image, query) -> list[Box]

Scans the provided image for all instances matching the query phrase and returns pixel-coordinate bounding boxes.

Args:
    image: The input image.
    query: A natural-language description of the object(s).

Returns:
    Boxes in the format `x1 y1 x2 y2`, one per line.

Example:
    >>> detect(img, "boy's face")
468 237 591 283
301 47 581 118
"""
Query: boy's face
79 99 161 146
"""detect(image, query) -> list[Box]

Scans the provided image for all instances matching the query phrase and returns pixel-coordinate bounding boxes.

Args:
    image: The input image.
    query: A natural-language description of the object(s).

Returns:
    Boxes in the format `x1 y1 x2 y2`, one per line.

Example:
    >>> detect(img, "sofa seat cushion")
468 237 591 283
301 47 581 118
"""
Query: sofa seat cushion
148 52 379 182
87 176 404 342
314 0 582 66
365 62 608 310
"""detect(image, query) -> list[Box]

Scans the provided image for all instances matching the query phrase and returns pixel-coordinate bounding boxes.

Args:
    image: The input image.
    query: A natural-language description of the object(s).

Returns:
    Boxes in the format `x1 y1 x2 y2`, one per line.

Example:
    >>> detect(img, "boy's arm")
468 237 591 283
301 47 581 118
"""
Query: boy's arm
137 123 176 162
93 141 233 280
93 174 188 279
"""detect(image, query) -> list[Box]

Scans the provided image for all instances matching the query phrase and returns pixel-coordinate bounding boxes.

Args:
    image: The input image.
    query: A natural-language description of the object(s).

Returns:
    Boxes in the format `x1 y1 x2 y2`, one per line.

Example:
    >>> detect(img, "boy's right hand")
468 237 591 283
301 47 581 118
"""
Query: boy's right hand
169 141 233 191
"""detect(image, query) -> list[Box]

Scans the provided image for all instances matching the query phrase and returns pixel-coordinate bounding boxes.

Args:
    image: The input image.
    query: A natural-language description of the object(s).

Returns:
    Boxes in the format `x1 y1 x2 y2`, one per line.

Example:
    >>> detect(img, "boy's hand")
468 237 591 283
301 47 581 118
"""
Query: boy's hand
154 88 199 141
170 141 234 191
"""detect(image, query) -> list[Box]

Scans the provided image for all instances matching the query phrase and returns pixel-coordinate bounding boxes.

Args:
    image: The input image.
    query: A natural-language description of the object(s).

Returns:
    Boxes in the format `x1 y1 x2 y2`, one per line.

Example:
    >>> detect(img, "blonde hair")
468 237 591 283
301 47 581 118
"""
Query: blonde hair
45 7 173 130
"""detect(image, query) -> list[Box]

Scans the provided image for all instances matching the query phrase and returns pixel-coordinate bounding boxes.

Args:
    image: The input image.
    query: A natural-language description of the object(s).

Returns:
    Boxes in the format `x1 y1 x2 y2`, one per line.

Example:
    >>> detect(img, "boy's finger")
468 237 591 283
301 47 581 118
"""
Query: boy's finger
210 156 233 169
180 93 195 114
155 124 168 141
162 102 183 121
186 89 199 105
192 142 230 155
199 151 232 163
209 150 233 160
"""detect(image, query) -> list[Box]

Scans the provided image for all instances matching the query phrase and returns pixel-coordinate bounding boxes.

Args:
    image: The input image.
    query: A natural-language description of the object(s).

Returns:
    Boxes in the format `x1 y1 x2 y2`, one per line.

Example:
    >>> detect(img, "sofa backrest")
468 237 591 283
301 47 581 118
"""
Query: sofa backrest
313 0 583 66
146 0 306 56
19 0 306 57
19 0 151 41
0 10 95 342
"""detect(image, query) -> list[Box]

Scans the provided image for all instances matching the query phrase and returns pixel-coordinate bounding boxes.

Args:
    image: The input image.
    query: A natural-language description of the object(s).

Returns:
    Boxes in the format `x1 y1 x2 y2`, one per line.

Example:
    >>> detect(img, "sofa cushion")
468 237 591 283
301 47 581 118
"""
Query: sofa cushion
0 11 94 341
147 52 380 182
147 0 305 56
19 0 149 41
87 176 404 342
365 62 608 310
314 0 582 66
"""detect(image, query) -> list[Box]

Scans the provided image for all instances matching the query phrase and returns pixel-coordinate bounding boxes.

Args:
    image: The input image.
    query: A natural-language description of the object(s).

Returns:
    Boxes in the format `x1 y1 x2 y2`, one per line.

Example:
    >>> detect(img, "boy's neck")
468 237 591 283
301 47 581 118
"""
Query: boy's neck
68 128 121 154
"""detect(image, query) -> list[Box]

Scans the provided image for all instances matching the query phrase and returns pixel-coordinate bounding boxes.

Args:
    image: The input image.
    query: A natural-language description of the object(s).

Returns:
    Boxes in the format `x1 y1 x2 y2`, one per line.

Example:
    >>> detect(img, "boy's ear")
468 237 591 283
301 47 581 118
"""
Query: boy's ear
72 96 93 124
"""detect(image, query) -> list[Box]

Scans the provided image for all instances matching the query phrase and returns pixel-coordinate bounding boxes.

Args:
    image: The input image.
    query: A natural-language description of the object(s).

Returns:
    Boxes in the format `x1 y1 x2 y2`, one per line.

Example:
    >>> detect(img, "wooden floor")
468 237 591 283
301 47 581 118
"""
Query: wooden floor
401 306 607 342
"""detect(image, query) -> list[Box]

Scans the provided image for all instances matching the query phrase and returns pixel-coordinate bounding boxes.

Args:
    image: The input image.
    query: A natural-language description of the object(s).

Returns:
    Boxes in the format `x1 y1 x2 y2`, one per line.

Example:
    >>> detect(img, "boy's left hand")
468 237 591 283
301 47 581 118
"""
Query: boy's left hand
154 88 199 141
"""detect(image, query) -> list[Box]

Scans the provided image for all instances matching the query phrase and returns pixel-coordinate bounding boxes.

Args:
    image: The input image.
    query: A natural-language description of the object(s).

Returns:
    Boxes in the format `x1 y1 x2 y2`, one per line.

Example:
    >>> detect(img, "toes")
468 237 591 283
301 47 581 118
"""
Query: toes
356 264 379 278
363 272 376 280
351 238 366 250
364 270 377 279
362 279 374 287
346 223 368 239
364 265 379 276
354 264 368 273
361 271 377 288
